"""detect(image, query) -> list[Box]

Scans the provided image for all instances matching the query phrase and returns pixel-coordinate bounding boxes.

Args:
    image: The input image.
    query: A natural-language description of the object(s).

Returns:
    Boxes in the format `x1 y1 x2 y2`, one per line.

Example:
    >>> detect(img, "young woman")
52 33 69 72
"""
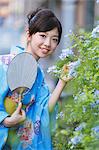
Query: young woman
0 8 71 150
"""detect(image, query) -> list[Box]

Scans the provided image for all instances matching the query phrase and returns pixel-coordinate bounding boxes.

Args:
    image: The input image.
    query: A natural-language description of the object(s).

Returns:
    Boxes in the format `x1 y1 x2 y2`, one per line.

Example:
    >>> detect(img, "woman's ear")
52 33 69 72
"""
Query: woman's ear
26 28 31 42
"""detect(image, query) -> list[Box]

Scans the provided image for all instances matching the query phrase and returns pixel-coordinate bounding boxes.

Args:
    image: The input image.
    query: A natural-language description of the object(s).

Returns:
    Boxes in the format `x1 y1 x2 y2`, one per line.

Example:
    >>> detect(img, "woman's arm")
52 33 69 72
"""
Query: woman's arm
48 79 66 112
48 64 73 112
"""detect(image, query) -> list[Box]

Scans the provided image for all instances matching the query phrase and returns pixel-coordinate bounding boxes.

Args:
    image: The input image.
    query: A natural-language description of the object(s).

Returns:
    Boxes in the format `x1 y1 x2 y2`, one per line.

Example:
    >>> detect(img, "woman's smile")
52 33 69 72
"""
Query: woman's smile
40 47 50 54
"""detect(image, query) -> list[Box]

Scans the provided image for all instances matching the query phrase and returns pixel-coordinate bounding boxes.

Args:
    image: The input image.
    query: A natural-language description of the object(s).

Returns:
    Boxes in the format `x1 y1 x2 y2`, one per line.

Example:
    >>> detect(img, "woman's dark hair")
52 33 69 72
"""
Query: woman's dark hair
27 8 62 44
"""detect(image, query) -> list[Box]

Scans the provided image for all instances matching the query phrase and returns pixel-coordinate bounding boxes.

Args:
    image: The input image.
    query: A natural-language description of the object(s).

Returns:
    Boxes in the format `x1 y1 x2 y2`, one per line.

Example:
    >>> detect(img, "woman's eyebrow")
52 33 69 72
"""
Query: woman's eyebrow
40 32 59 37
53 35 59 37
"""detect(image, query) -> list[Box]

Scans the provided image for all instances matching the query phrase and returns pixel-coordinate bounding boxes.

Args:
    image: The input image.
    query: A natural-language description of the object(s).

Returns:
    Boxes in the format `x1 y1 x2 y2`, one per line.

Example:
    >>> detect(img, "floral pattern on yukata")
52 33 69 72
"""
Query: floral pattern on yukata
17 120 34 148
17 119 41 148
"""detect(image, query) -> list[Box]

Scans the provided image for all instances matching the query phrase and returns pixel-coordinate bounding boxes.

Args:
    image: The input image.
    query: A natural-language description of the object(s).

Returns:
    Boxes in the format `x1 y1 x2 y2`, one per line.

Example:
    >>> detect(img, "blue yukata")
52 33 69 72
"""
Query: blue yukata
0 46 57 150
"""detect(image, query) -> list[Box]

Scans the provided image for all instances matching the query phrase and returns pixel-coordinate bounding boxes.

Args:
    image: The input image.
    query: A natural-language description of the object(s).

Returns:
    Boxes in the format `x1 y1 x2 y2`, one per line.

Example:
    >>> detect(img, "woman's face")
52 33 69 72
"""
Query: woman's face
27 27 59 60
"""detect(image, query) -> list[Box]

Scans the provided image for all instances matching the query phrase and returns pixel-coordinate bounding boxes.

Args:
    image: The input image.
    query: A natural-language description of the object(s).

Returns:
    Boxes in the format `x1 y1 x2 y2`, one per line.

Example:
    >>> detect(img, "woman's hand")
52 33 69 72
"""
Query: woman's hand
3 102 26 127
60 64 73 83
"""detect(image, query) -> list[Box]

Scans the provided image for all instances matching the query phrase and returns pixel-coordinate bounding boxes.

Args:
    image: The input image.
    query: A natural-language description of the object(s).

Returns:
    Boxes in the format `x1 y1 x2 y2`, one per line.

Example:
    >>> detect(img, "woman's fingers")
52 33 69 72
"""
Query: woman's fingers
11 102 26 124
15 102 22 114
20 109 26 121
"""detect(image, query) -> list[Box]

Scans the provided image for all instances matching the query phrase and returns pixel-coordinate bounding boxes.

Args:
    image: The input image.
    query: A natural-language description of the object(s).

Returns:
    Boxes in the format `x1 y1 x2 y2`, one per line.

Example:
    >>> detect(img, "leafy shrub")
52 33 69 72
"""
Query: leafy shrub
49 25 99 150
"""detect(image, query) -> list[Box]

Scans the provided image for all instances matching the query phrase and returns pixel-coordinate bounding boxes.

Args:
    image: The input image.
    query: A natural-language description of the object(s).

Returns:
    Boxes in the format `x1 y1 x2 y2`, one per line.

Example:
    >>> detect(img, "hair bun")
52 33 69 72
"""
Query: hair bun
27 8 44 24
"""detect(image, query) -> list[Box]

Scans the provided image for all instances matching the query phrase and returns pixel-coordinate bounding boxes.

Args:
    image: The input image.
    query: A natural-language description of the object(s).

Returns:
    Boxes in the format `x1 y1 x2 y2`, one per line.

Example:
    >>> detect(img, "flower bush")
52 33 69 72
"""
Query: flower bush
49 25 99 150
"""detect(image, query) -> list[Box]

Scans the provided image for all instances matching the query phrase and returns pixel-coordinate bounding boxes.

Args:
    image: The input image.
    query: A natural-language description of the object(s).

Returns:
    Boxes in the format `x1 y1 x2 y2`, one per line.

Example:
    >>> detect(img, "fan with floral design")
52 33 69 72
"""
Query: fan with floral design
4 52 37 114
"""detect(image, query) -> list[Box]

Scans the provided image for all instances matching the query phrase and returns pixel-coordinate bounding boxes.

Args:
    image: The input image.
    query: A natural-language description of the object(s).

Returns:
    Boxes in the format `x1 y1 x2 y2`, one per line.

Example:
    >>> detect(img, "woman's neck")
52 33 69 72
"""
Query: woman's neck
26 44 39 61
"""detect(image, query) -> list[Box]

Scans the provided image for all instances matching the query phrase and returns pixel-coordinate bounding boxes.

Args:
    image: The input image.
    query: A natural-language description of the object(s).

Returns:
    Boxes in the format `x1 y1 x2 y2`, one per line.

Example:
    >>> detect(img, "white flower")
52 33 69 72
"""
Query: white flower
69 59 80 68
92 25 99 38
59 48 73 60
47 65 57 73
47 65 60 74
56 111 64 119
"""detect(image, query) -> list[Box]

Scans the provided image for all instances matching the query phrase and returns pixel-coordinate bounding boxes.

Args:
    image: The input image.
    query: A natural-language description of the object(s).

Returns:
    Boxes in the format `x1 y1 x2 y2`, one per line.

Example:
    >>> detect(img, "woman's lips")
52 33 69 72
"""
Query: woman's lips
41 48 50 54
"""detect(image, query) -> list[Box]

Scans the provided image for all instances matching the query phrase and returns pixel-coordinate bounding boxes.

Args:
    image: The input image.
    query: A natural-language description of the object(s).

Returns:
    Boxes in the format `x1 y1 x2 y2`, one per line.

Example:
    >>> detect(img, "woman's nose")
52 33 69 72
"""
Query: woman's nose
44 38 51 47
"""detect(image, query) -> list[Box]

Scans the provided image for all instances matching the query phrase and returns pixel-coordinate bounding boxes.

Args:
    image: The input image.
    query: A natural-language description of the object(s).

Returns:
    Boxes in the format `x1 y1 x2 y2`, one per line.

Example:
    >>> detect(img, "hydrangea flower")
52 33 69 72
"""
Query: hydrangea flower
92 126 99 133
59 48 74 60
71 135 83 145
68 59 81 77
90 98 99 109
96 100 99 104
94 90 99 97
92 126 99 139
75 122 86 131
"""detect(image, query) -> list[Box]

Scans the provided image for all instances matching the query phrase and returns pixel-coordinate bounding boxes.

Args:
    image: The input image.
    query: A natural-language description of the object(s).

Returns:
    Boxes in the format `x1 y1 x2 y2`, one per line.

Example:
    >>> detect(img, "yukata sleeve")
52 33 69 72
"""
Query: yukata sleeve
0 63 9 149
0 63 9 123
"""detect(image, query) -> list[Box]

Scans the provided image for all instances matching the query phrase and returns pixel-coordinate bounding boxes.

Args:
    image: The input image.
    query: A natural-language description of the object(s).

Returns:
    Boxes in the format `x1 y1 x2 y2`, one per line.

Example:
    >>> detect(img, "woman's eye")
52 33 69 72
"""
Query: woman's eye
40 34 46 38
53 38 58 42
